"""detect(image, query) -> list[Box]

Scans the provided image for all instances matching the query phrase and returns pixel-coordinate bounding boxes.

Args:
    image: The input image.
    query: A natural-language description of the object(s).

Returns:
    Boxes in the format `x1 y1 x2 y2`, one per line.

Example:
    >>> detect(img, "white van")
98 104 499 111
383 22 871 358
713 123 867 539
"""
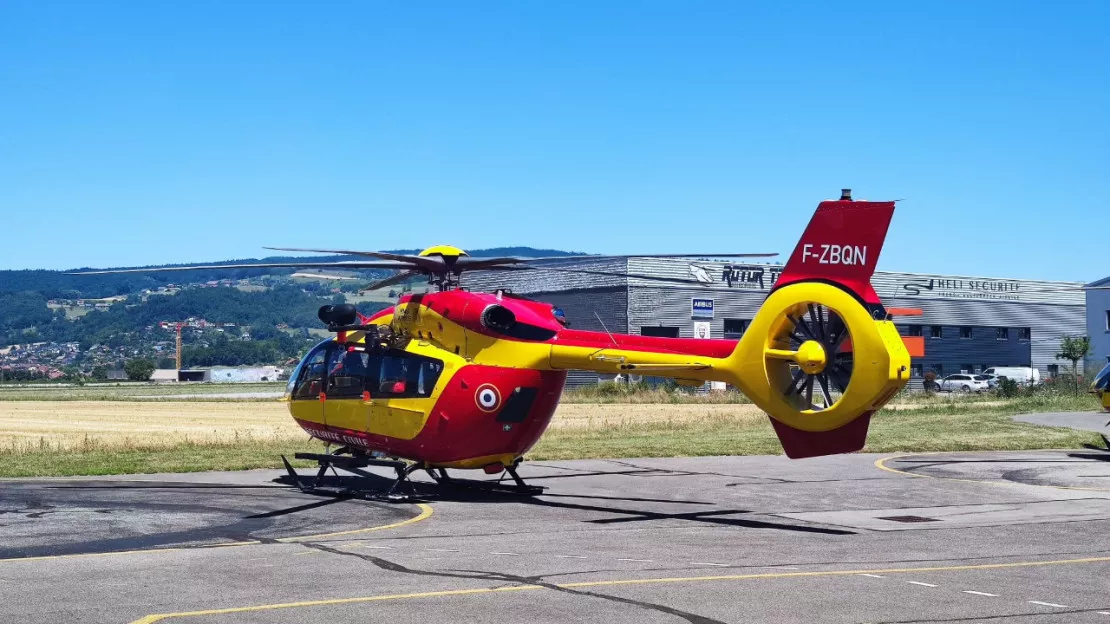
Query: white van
983 366 1041 385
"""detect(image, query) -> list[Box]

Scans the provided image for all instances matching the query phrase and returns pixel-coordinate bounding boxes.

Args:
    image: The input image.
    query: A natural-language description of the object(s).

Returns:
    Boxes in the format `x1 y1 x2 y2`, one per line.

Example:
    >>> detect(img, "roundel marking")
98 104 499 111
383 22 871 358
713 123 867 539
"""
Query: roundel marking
475 383 501 413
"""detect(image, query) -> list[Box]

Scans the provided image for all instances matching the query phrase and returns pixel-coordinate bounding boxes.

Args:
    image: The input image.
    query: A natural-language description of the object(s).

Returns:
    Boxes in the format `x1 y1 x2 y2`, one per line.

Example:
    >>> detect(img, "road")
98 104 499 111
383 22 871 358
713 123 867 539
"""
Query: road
2 449 1110 623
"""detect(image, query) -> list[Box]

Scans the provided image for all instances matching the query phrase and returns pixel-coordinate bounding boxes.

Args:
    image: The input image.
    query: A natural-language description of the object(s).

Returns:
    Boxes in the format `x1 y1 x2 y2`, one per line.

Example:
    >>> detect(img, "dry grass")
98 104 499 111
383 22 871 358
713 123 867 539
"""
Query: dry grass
0 401 303 453
549 403 765 429
0 401 766 452
0 392 1101 476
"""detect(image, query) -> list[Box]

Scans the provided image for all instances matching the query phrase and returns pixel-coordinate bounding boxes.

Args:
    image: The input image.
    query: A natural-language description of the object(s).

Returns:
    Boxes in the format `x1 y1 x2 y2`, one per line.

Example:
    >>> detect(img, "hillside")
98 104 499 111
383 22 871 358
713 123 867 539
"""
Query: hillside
0 247 580 377
0 247 582 299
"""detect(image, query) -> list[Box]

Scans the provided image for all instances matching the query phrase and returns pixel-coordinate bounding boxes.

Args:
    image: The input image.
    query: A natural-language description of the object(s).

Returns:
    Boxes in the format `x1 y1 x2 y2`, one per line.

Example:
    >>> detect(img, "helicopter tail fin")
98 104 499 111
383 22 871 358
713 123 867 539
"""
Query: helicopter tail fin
771 190 895 307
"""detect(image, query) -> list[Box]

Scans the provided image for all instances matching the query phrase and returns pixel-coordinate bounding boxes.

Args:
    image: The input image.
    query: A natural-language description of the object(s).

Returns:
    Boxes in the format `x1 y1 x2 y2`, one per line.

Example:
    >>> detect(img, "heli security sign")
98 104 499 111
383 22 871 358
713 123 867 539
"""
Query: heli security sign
691 298 714 319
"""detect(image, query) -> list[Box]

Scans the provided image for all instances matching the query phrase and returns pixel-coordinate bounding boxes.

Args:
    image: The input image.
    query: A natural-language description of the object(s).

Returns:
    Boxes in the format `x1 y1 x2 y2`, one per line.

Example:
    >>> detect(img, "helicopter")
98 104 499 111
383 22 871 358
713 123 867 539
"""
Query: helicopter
74 191 916 499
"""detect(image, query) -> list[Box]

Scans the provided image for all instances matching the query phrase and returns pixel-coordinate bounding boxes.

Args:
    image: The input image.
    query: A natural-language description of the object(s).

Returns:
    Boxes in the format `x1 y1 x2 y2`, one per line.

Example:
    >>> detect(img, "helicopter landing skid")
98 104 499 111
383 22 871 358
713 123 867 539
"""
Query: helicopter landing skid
281 450 420 502
426 463 546 497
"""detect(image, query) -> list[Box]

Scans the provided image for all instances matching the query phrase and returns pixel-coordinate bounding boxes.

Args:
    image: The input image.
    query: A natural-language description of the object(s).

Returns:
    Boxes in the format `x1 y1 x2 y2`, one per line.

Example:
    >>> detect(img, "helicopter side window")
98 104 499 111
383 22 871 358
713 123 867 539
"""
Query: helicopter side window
377 350 444 398
291 342 329 400
326 347 373 399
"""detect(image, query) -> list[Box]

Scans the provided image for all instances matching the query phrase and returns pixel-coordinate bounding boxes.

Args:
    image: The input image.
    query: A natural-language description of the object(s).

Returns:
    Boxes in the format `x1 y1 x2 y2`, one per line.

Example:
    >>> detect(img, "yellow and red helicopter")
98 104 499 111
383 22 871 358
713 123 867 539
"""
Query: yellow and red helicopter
76 192 917 498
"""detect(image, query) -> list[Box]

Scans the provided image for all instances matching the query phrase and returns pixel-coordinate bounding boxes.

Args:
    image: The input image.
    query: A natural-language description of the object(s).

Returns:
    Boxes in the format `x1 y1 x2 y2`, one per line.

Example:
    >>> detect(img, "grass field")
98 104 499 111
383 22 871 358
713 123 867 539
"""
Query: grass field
0 389 1103 477
0 382 286 401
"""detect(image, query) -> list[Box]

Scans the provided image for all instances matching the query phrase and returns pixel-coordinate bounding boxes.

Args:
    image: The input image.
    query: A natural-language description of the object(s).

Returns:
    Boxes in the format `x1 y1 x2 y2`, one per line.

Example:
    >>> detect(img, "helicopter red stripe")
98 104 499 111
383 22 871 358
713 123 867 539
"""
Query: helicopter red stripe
553 329 737 359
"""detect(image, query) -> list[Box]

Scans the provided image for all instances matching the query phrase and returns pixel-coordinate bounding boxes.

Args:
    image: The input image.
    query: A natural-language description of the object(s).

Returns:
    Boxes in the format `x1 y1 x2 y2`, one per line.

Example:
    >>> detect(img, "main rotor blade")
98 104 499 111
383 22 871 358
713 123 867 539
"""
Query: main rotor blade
261 245 448 272
264 246 424 262
519 252 778 263
472 265 716 287
66 261 415 275
360 270 421 292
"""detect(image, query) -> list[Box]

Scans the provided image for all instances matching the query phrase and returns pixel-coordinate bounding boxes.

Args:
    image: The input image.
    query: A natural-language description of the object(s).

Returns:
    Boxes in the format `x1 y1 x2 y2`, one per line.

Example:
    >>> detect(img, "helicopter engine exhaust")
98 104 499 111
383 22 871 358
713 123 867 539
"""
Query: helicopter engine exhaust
481 304 517 333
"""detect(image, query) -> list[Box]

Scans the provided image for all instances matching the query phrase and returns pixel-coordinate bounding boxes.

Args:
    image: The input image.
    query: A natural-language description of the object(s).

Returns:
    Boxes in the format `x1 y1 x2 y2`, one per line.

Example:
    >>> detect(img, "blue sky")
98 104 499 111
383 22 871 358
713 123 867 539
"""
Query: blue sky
1 1 1107 280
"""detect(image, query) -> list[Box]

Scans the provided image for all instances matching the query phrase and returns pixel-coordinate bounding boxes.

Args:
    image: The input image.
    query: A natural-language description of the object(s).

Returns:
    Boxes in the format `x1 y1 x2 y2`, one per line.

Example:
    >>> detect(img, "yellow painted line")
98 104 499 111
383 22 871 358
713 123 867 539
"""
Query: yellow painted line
276 503 433 542
129 555 1110 623
875 454 1110 492
0 503 433 564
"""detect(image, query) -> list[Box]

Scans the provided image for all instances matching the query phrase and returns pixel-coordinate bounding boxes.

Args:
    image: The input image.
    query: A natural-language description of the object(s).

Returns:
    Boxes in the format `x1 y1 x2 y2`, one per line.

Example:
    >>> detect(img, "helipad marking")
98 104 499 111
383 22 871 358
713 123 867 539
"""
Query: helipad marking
128 555 1110 624
0 503 433 564
875 454 1110 493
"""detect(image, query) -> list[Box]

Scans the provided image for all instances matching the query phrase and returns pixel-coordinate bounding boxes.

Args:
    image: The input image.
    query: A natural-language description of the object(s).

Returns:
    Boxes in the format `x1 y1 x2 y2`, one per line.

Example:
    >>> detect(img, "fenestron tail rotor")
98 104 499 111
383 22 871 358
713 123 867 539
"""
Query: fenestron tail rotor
770 302 854 412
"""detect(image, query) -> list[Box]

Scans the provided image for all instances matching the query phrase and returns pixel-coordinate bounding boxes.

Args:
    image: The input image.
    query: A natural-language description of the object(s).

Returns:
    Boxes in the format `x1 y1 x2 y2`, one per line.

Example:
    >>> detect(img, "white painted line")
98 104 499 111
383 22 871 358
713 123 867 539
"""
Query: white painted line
425 548 458 552
1097 611 1110 615
1028 601 1068 608
691 562 730 567
758 566 800 570
962 591 998 597
906 581 937 587
556 555 588 559
362 545 393 550
859 574 886 578
292 551 318 557
617 558 653 563
247 557 267 562
490 552 520 556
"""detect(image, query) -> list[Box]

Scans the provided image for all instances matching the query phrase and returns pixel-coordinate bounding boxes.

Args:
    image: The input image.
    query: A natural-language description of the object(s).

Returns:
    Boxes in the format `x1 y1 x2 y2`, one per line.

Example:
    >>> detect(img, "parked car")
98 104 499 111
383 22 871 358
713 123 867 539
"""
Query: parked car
976 374 999 389
983 366 1040 386
940 373 990 393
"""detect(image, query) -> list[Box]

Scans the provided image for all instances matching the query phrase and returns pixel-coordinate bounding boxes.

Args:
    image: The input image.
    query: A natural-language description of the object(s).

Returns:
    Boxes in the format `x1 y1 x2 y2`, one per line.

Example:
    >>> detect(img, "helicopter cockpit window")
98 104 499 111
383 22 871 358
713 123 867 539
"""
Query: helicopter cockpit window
377 350 444 398
291 342 329 400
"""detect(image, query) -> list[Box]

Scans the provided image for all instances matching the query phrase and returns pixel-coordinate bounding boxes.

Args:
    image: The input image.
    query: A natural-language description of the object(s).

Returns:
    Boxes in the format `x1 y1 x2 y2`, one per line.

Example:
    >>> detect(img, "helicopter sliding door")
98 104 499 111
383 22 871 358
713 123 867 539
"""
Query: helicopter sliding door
323 344 373 434
366 349 445 440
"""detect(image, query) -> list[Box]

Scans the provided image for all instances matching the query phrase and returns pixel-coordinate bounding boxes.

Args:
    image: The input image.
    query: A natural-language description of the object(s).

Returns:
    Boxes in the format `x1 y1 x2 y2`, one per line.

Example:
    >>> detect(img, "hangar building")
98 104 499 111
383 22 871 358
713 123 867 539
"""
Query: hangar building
1086 276 1110 368
465 259 1085 388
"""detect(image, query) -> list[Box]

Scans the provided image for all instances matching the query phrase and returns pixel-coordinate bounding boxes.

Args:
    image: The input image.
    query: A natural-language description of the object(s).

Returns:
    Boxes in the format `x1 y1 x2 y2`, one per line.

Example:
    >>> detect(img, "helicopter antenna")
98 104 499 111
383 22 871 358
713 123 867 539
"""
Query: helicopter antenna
594 311 618 346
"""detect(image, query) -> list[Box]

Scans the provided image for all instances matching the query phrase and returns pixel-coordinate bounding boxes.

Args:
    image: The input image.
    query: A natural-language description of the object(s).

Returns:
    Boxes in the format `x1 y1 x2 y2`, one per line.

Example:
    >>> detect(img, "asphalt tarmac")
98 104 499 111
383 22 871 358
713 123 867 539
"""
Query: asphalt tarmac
3 447 1110 624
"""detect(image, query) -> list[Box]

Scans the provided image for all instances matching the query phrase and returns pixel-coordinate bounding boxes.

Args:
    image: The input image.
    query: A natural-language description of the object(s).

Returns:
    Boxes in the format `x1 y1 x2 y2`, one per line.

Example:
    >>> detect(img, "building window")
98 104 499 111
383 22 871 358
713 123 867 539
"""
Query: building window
723 319 748 340
907 325 923 337
1018 328 1030 340
1106 310 1110 331
641 326 680 338
959 327 972 339
973 364 984 373
961 364 974 373
1047 364 1059 377
932 363 944 376
930 326 943 339
910 363 922 378
996 327 1009 340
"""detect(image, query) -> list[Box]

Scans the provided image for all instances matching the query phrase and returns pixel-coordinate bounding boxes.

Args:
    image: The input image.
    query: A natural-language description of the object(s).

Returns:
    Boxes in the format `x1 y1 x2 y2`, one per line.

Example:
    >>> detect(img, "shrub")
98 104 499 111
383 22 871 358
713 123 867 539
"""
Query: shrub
995 376 1020 398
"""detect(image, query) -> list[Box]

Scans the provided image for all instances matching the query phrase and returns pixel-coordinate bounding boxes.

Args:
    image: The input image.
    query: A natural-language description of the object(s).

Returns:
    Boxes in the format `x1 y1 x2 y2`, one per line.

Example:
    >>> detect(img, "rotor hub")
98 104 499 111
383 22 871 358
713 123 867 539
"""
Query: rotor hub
796 340 827 375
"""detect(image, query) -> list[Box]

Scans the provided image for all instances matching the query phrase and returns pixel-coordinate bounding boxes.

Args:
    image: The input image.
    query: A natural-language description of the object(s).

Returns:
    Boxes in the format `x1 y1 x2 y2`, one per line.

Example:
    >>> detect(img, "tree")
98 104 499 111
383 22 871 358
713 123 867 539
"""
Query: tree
90 365 108 381
124 358 156 381
1055 335 1091 397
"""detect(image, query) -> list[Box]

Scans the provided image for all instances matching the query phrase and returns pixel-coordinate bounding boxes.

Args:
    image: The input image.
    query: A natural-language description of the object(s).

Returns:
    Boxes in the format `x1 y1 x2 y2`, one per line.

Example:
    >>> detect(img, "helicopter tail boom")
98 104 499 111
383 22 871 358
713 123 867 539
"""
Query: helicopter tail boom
548 193 911 459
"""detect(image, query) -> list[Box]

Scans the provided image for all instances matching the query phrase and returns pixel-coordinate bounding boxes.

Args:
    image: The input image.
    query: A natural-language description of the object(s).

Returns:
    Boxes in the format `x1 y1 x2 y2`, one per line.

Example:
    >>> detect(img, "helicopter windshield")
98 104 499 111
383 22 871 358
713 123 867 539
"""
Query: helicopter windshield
285 339 331 400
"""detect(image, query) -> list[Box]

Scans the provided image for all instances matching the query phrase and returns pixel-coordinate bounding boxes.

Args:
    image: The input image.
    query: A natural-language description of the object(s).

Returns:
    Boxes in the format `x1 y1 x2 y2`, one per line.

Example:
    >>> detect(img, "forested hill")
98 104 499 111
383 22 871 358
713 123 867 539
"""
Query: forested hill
0 247 582 299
